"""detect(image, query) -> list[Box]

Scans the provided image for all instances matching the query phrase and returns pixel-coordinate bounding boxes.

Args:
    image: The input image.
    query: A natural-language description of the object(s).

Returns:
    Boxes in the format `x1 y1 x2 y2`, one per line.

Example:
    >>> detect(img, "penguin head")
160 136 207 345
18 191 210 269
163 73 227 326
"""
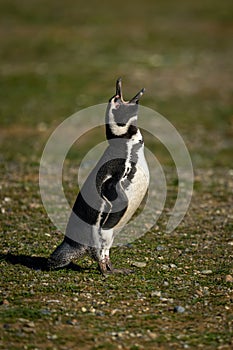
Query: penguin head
105 78 145 140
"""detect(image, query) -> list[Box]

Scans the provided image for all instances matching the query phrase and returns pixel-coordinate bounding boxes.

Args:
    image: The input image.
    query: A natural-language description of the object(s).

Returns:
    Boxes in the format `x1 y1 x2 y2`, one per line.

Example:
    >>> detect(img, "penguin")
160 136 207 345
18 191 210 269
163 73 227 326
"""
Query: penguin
48 78 150 274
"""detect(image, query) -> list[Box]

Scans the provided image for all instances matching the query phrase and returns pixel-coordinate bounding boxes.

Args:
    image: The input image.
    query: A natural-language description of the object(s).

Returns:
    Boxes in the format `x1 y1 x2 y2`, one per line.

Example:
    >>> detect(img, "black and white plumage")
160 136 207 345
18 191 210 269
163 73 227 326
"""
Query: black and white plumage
48 78 149 274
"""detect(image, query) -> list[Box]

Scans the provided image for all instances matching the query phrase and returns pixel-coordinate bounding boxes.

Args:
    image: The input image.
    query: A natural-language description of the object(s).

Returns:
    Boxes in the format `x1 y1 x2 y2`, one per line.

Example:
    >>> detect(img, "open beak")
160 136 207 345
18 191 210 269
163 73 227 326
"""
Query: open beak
116 78 145 104
116 78 122 99
129 87 145 104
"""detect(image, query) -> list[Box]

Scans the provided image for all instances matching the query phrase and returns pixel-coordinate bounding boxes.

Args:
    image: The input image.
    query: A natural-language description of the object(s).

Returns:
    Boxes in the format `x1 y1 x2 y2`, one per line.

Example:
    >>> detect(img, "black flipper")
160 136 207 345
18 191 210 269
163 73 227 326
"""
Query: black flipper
97 161 128 229
48 237 87 269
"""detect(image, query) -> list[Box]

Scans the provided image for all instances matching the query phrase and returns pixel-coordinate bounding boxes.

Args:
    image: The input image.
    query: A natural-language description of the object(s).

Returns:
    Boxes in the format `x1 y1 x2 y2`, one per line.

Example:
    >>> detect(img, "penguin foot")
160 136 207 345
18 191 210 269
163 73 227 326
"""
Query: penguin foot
98 257 113 275
98 258 133 275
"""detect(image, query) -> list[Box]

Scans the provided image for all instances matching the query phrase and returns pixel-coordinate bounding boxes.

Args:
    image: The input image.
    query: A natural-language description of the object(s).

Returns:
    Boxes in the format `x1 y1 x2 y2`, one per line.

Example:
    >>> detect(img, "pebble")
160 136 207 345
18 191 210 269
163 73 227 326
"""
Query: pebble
201 270 213 275
174 306 185 313
89 306 96 314
111 309 119 316
225 274 233 282
151 291 161 298
95 311 105 316
161 264 169 270
160 297 169 302
47 300 60 304
26 321 35 328
147 330 157 340
118 332 124 338
170 263 177 269
47 334 58 340
81 307 87 313
40 309 51 315
66 319 79 326
22 327 36 334
131 261 147 268
18 318 30 324
19 319 36 334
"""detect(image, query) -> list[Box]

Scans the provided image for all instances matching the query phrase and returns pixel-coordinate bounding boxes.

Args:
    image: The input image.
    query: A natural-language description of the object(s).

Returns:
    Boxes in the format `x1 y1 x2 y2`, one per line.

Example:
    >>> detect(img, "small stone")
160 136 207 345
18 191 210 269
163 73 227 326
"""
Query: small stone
85 293 92 299
147 330 157 340
22 327 36 334
195 290 203 297
81 307 87 313
132 261 147 268
170 263 177 269
160 297 168 302
47 334 58 340
156 245 164 251
2 299 9 305
66 319 78 326
151 291 161 298
126 314 133 319
162 264 169 270
111 332 118 336
225 274 233 282
4 197 11 202
89 306 96 313
174 306 185 313
26 321 35 328
111 309 119 316
201 270 213 275
18 318 30 323
40 309 51 315
19 319 35 331
118 332 124 338
47 300 60 304
95 311 105 316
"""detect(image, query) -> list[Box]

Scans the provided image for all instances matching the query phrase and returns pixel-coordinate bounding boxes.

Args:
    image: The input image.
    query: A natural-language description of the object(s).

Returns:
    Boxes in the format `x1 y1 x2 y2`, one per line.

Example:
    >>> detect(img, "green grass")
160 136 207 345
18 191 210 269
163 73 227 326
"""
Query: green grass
0 0 233 349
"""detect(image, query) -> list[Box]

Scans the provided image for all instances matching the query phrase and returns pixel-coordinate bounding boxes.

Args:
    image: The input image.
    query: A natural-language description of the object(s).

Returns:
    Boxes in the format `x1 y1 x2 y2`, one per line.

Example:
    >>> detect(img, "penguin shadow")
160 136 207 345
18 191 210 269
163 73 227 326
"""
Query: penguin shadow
1 252 86 273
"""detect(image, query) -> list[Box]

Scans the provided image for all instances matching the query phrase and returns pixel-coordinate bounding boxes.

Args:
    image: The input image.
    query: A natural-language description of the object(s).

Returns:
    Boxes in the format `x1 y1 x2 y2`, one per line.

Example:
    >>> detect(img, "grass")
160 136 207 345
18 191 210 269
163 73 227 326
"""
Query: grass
0 0 233 349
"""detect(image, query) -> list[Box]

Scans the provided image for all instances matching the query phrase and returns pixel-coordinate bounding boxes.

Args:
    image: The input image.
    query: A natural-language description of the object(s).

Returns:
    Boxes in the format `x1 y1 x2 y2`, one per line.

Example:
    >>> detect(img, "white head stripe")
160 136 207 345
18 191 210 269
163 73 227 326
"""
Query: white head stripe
108 105 137 136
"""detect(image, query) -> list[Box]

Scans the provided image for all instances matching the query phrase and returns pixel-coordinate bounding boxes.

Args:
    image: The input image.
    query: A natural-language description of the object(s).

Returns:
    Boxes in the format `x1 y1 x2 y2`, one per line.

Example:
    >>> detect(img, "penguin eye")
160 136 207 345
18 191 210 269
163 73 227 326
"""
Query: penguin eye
113 97 120 109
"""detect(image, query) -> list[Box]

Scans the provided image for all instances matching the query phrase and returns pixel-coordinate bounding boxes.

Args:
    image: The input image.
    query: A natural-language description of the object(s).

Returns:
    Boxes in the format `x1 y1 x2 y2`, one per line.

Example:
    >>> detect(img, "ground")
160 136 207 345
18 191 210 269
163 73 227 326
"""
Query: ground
0 0 232 349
